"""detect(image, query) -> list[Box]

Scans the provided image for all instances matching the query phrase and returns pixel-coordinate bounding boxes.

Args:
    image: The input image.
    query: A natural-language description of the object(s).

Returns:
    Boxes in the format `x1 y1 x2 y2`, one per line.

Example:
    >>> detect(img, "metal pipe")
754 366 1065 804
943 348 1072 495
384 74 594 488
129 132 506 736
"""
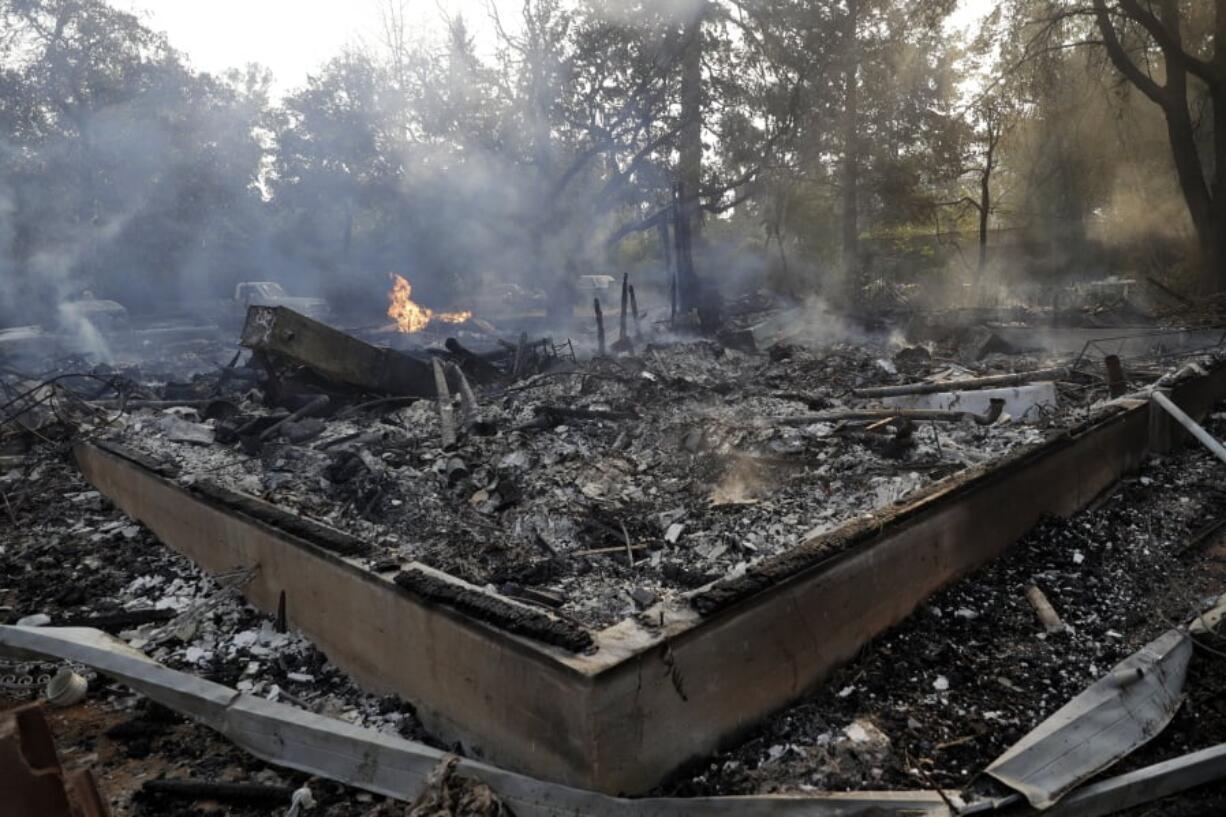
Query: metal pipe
1150 390 1226 466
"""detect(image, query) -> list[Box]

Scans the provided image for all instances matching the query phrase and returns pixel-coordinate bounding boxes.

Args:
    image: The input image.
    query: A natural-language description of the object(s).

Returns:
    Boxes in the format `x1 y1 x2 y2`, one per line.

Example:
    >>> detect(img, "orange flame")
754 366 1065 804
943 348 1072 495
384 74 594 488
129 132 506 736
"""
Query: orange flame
386 273 472 333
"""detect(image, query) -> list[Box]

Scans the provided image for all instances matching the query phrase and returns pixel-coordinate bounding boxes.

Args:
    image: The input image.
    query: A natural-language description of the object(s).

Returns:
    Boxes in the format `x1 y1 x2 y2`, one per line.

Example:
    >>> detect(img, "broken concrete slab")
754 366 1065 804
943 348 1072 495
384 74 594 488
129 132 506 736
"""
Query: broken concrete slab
986 628 1192 809
240 305 433 396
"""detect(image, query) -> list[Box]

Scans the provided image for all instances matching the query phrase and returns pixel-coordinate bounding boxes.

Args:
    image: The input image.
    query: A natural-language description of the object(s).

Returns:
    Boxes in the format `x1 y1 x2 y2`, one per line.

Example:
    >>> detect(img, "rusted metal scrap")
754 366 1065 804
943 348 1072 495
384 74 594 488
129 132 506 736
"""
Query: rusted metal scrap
240 305 434 397
2 703 112 817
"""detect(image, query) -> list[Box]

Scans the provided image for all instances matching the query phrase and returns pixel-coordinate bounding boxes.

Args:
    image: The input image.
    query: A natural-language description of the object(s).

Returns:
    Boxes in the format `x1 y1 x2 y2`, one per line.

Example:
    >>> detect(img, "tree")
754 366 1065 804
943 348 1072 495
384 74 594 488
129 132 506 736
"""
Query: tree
0 0 269 320
1092 0 1224 291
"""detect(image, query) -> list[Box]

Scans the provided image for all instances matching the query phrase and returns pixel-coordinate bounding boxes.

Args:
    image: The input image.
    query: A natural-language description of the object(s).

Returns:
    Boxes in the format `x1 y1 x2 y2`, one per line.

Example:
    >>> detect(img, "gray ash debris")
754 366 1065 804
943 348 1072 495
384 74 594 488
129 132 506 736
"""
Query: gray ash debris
100 336 1071 630
666 415 1226 796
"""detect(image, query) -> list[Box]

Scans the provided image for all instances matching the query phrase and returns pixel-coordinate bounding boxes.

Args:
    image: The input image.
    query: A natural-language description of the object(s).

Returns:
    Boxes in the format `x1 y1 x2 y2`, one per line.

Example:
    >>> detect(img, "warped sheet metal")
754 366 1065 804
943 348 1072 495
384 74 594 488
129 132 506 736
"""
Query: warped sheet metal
0 625 950 817
1041 742 1226 817
986 628 1191 809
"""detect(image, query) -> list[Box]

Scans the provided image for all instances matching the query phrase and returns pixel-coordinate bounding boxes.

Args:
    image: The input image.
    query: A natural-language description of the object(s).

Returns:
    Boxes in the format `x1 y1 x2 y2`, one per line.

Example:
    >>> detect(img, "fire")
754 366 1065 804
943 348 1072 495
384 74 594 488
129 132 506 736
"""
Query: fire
386 273 472 333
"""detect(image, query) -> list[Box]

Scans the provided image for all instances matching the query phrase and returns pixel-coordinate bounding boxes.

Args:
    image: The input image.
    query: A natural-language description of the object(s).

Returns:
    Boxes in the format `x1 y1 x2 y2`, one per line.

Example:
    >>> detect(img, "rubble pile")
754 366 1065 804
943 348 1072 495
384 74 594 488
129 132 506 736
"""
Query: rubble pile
0 458 431 815
100 335 1075 629
671 414 1226 796
7 302 1226 815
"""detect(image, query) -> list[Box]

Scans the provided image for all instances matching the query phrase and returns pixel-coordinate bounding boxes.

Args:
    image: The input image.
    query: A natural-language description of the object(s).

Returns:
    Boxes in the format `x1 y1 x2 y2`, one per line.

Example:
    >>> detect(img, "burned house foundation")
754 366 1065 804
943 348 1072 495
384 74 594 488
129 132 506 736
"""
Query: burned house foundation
64 355 1226 794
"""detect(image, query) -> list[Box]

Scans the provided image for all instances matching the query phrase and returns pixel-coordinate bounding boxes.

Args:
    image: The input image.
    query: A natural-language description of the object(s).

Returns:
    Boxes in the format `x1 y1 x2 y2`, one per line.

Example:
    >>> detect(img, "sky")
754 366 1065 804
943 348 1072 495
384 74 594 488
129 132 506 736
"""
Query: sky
122 0 502 94
126 0 998 97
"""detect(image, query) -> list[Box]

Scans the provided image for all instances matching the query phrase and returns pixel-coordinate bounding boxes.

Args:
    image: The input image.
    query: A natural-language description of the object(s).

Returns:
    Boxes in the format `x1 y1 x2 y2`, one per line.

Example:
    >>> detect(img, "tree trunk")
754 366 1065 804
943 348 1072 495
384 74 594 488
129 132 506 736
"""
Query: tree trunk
680 5 704 243
673 182 698 312
840 0 860 299
1208 83 1226 292
1163 77 1216 291
1093 0 1223 291
978 172 990 276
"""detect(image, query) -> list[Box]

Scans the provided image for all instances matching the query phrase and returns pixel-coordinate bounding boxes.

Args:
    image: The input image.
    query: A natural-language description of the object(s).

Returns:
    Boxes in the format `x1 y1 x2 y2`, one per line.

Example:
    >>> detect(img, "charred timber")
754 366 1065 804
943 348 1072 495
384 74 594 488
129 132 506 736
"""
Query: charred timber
852 368 1070 398
259 394 330 441
240 306 433 397
432 358 457 449
1106 355 1127 398
773 398 1005 427
448 362 480 426
392 569 592 652
594 299 607 357
444 338 504 383
190 477 370 557
142 779 295 805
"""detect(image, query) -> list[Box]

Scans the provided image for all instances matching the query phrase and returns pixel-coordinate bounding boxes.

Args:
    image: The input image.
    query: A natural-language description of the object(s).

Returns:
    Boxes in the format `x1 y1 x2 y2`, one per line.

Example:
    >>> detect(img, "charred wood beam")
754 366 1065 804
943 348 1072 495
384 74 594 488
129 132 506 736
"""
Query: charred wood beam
448 362 480 427
629 285 642 339
58 608 177 632
852 368 1070 398
594 299 607 357
142 779 295 806
773 398 1005 427
87 398 215 410
771 391 833 411
240 306 433 397
444 338 504 383
512 332 529 379
612 276 635 354
258 394 330 442
432 358 457 449
1105 355 1127 398
619 274 629 344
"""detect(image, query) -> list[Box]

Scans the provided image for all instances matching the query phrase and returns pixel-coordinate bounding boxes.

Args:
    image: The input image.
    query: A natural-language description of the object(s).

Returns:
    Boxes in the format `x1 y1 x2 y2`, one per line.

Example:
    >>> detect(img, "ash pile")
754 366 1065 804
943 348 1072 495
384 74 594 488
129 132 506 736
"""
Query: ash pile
32 297 1162 631
6 294 1226 815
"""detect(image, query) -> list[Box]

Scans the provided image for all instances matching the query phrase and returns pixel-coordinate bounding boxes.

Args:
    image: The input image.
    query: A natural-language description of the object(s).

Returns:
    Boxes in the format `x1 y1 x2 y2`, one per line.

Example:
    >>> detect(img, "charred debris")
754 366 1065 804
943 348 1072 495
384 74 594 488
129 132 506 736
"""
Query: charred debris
6 289 1226 815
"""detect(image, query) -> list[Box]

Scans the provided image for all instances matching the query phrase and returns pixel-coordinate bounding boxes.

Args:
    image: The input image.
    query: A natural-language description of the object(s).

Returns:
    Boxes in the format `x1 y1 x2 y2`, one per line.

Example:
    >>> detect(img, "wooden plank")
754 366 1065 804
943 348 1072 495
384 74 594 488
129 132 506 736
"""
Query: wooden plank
240 305 433 396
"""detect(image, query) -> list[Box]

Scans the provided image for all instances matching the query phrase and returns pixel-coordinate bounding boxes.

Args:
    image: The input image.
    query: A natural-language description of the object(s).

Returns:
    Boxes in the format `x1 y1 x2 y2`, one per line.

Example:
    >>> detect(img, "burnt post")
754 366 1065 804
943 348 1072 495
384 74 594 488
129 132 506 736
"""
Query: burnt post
432 357 457 449
618 273 629 344
629 284 641 339
594 298 606 357
657 219 674 325
1105 354 1127 398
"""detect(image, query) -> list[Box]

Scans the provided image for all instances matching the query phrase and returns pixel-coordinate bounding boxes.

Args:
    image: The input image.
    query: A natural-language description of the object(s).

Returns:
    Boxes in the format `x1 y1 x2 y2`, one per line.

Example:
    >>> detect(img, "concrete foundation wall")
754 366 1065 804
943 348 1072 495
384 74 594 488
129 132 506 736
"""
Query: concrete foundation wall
75 444 596 786
75 361 1226 794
